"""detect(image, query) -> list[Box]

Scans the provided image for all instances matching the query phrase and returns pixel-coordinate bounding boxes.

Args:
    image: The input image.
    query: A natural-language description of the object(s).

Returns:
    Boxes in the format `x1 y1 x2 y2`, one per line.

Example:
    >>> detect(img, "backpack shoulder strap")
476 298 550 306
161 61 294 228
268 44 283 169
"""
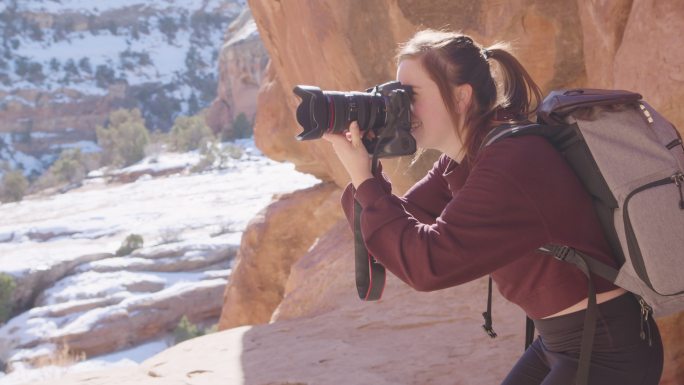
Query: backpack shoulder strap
480 123 549 150
538 244 598 385
538 244 619 283
479 120 582 152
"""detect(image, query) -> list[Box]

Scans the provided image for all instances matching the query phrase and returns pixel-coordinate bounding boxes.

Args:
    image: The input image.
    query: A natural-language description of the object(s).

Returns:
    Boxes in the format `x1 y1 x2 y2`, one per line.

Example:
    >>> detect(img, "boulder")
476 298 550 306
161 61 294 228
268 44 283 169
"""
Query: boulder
9 253 114 314
74 242 238 274
218 182 344 329
1 277 226 370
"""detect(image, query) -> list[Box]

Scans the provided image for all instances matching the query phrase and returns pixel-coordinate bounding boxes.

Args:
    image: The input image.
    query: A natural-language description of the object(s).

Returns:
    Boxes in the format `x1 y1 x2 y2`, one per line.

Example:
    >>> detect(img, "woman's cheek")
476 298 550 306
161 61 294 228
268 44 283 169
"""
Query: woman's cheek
411 102 422 121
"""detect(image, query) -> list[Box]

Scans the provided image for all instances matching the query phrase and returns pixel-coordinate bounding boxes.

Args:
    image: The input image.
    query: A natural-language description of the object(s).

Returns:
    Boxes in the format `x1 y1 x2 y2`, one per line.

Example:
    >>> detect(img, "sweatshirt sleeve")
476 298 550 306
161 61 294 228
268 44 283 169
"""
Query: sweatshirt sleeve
340 157 452 233
351 148 551 292
400 156 453 224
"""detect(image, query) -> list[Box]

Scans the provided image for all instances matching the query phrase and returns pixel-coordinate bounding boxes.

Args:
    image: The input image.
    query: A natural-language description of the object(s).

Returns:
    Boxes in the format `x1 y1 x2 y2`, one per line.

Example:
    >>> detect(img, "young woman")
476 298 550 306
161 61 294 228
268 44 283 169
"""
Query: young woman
323 29 663 385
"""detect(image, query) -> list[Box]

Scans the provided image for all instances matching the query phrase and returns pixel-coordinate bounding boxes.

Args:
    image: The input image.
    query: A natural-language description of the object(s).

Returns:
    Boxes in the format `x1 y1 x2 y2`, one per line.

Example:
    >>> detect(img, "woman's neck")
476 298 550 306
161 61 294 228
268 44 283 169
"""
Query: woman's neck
444 148 465 163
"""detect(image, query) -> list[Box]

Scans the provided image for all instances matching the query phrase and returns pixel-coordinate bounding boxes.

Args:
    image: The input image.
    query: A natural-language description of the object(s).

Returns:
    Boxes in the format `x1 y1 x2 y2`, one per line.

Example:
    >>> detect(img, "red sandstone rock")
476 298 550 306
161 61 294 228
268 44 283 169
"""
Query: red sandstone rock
206 8 269 138
218 182 344 330
244 1 684 383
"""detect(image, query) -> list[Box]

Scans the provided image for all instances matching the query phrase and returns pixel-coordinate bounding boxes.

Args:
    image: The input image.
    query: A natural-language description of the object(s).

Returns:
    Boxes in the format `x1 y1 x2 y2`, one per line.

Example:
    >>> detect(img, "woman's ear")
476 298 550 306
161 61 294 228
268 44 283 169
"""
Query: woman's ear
455 84 473 114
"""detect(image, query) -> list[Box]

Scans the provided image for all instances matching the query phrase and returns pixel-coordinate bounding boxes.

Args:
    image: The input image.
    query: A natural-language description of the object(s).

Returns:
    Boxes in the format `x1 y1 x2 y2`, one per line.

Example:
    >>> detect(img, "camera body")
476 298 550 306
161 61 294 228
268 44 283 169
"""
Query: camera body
293 81 416 158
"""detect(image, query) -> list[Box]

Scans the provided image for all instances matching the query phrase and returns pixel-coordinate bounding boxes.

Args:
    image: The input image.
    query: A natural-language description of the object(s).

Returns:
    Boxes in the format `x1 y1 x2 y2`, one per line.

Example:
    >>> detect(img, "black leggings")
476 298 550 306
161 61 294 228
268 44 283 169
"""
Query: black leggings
501 293 663 385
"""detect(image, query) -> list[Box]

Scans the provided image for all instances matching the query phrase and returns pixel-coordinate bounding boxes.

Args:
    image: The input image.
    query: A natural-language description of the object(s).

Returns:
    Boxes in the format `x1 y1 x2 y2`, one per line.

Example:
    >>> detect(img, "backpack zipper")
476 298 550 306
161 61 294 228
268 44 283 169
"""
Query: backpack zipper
623 171 684 295
673 172 684 209
666 138 683 150
638 297 653 346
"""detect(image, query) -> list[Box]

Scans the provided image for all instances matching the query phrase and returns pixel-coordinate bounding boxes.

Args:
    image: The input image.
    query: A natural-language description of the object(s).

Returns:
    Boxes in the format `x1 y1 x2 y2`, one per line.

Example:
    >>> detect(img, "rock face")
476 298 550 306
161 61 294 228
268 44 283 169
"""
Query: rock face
248 0 684 188
8 253 112 313
218 182 344 329
206 7 269 138
240 0 684 384
0 87 120 177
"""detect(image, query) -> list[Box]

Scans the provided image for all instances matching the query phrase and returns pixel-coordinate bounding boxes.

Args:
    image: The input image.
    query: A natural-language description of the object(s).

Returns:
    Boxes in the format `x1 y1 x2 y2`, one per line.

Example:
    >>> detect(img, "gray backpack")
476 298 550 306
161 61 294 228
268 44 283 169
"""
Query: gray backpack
482 89 684 385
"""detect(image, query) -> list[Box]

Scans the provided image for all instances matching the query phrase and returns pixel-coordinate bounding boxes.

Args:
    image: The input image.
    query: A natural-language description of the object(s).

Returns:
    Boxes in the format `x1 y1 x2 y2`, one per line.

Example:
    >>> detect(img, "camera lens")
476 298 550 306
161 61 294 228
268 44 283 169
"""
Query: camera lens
292 81 415 159
293 86 386 140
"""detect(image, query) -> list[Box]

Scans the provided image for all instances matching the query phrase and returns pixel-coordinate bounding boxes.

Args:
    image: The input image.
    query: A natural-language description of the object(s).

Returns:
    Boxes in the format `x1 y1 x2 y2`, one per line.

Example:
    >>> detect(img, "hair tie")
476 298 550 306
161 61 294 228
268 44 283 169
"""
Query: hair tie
481 49 492 60
454 36 474 46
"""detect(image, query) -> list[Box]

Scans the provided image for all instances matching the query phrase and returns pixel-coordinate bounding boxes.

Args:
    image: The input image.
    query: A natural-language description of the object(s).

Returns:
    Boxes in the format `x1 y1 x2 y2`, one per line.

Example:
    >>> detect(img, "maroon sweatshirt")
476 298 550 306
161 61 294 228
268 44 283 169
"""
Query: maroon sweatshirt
341 135 619 319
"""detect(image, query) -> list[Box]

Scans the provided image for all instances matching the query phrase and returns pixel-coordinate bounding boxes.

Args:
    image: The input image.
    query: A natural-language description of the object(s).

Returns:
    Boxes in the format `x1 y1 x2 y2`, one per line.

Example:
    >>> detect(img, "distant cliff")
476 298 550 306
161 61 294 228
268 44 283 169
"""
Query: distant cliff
0 0 268 180
206 7 267 139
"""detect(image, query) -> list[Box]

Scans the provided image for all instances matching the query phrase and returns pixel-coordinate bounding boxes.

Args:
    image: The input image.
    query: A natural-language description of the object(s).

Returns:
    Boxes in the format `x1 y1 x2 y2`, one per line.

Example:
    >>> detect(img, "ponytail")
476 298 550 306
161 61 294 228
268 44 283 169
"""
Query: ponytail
486 43 542 120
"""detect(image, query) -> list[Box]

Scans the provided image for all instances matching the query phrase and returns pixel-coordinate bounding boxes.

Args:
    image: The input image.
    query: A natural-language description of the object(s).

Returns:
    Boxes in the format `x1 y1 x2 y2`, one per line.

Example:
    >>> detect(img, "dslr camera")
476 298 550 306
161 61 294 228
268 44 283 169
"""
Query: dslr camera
292 81 416 158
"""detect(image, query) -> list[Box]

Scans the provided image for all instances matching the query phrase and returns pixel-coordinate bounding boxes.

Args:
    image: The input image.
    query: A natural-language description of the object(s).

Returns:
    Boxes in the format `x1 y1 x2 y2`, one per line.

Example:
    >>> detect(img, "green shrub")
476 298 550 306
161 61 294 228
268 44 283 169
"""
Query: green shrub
51 149 87 184
158 227 182 244
116 234 144 257
63 59 79 77
191 140 217 173
30 150 100 194
191 141 244 173
224 113 253 141
1 170 29 203
94 64 116 88
173 316 216 345
158 16 178 41
173 316 200 343
223 143 244 160
144 130 169 159
96 109 150 167
0 273 16 324
170 115 214 152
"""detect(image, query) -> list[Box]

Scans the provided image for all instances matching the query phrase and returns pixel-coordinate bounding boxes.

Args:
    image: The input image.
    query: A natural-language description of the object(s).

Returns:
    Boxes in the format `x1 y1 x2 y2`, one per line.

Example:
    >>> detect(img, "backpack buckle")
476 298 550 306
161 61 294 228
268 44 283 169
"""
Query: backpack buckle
481 312 498 338
551 245 575 261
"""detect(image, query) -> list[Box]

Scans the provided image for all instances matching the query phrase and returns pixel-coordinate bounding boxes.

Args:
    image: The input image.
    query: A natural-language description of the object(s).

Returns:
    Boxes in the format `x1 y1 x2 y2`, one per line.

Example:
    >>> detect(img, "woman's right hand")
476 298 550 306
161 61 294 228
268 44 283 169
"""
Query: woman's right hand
322 121 374 188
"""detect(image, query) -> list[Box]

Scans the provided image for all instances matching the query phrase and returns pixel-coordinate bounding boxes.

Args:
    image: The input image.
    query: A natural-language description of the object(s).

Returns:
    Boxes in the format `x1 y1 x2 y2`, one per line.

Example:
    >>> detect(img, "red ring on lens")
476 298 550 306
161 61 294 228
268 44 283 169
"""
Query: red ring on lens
327 95 335 133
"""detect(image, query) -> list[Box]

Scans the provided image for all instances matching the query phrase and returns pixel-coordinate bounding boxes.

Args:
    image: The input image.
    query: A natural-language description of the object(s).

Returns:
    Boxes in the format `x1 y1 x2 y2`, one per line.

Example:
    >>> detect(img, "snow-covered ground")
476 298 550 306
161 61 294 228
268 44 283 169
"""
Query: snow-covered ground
0 138 320 384
0 139 315 276
17 0 237 15
0 339 169 385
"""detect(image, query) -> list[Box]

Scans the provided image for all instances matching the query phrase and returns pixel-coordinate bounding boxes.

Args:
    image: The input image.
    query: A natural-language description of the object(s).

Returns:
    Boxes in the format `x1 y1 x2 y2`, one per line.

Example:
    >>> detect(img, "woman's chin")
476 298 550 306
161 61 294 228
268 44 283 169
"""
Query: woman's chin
412 131 430 149
410 128 422 144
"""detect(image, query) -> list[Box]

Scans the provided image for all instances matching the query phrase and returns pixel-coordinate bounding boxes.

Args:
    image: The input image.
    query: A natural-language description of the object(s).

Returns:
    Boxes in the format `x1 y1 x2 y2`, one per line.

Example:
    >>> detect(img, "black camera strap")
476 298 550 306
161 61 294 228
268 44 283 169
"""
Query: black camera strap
353 90 414 301
354 198 386 300
354 140 387 301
